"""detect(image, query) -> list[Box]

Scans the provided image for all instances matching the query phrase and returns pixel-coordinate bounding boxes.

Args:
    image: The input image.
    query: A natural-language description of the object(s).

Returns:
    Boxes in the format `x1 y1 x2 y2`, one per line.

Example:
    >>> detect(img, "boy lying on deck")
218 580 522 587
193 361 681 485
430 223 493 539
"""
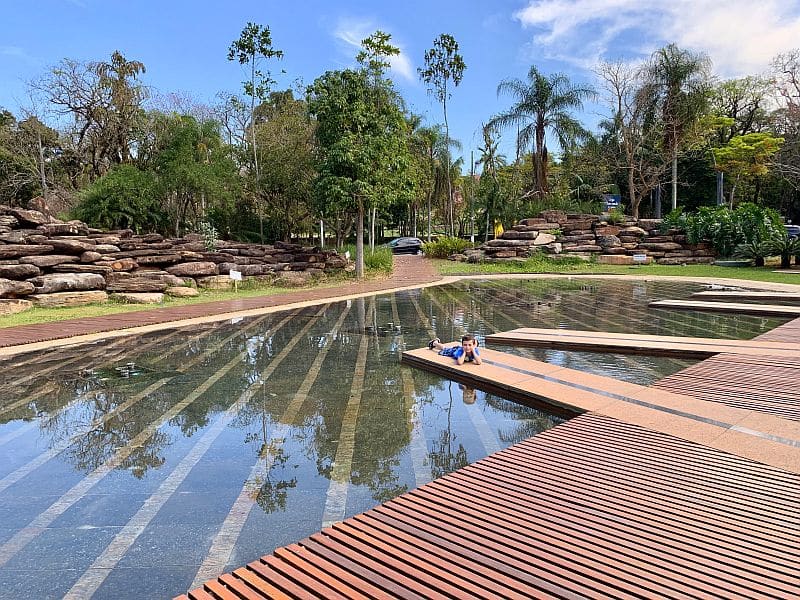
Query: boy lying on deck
428 334 482 365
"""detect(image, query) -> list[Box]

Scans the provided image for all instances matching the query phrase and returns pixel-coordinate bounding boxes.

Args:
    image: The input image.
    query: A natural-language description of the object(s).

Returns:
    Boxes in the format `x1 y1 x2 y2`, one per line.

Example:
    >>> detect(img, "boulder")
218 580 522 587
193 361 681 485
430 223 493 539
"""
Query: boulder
0 299 32 315
51 264 114 275
165 286 199 298
30 273 106 294
532 233 556 245
0 278 35 298
639 242 683 251
20 254 79 267
106 277 168 293
37 222 89 236
0 215 19 228
29 290 108 307
110 292 164 304
541 243 562 254
0 263 40 279
8 208 49 227
619 226 648 236
136 253 182 265
275 271 313 287
564 245 603 253
93 244 121 253
166 261 218 277
95 258 137 271
0 244 54 259
538 210 568 223
597 235 622 249
196 275 234 290
81 251 103 263
47 239 95 254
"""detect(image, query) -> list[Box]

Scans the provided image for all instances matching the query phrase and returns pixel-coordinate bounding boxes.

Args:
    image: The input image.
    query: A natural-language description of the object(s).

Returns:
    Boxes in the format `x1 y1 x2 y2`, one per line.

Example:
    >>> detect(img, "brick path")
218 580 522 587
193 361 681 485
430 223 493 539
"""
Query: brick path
0 255 441 350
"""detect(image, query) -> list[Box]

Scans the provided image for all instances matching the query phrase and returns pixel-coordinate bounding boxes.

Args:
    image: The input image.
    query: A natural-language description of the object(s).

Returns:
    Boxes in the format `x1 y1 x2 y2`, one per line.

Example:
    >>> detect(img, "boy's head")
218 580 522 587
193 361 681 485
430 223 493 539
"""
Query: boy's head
461 334 478 353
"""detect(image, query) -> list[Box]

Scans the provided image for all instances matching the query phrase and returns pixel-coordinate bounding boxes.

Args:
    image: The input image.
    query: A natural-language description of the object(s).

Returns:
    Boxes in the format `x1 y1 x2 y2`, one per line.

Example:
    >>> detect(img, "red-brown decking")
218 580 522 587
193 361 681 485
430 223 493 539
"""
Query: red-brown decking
177 412 800 600
649 298 800 316
485 327 800 358
179 321 800 599
654 314 800 421
0 255 440 349
691 290 800 301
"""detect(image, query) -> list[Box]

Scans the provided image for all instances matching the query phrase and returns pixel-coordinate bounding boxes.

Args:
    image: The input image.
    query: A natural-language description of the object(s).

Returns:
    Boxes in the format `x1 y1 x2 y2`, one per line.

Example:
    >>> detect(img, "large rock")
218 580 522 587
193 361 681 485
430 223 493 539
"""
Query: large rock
8 208 49 227
165 286 199 298
0 299 32 315
0 215 19 228
93 244 121 253
0 278 35 298
95 258 137 271
20 254 80 267
597 235 622 249
51 264 114 275
30 290 108 307
37 222 89 236
196 275 234 290
532 233 556 245
0 244 54 259
106 277 168 293
274 271 313 287
110 292 164 304
166 261 218 277
619 226 648 236
639 242 683 251
136 253 182 265
0 263 40 279
29 273 106 294
80 251 103 263
47 239 95 254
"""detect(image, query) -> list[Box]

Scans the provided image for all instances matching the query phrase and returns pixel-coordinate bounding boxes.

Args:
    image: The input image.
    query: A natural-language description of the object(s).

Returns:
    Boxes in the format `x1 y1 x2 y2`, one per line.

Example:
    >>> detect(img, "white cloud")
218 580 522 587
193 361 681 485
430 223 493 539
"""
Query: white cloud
514 0 800 77
333 17 416 83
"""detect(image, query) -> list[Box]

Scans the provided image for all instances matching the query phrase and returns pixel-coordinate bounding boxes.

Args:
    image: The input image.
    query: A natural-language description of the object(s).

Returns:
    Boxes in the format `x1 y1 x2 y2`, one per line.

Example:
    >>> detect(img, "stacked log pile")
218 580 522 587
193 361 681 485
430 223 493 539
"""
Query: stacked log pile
458 210 714 265
0 206 350 313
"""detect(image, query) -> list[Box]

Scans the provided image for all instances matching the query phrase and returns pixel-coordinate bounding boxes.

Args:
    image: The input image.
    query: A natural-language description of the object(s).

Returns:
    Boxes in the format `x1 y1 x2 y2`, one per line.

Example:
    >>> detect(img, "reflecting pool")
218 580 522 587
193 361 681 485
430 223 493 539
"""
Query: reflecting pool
0 279 784 599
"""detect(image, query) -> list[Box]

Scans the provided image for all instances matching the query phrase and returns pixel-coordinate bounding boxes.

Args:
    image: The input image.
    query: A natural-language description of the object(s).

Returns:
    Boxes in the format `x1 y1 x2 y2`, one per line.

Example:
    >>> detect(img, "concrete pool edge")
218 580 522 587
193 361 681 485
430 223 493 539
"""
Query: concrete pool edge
2 271 800 358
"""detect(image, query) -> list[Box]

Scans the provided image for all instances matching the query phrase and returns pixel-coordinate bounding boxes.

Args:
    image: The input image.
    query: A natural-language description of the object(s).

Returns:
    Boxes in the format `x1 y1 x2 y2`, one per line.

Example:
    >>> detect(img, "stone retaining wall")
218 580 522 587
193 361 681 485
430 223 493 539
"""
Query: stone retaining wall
0 206 350 313
458 210 714 265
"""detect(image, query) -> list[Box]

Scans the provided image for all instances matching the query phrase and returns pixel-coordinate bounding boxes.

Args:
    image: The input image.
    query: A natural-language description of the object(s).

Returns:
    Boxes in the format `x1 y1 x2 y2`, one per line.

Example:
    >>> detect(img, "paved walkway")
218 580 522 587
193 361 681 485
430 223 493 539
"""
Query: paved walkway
0 256 441 352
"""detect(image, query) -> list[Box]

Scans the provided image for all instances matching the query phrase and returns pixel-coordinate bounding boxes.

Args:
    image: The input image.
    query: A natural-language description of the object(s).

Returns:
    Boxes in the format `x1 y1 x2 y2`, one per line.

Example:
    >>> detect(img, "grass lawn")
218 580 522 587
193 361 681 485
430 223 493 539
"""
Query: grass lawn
0 271 387 329
432 256 800 285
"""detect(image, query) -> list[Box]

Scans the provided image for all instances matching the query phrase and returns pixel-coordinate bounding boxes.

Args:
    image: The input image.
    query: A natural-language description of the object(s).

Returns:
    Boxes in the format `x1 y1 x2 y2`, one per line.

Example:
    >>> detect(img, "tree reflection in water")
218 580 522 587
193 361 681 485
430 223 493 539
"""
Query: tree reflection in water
485 395 565 445
428 381 468 480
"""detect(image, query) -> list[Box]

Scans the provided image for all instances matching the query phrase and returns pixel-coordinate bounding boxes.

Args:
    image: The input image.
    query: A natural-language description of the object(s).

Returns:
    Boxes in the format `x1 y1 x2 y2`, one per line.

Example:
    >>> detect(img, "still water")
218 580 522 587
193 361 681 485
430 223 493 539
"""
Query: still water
0 279 783 599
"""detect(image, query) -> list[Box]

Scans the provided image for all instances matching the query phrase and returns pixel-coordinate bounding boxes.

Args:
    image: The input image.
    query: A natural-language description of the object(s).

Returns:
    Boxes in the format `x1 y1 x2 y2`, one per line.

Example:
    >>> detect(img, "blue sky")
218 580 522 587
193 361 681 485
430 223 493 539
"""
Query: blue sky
3 0 800 162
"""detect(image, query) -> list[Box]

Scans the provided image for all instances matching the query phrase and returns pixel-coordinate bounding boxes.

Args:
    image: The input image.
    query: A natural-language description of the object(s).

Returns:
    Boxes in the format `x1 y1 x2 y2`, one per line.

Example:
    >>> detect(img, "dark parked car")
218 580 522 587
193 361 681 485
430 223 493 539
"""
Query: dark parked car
786 224 800 239
387 237 423 254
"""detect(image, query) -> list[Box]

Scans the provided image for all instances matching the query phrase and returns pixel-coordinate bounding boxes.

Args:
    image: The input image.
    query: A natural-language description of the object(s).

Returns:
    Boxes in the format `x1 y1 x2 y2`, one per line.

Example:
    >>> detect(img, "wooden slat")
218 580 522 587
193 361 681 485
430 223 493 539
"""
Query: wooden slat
486 327 800 358
649 299 800 316
692 290 800 302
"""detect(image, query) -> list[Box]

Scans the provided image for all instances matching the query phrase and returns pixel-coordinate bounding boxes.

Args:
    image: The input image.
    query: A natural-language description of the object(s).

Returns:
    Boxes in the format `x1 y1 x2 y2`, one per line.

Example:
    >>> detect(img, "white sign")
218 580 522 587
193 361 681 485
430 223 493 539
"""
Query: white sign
344 250 351 260
632 254 648 263
229 270 243 281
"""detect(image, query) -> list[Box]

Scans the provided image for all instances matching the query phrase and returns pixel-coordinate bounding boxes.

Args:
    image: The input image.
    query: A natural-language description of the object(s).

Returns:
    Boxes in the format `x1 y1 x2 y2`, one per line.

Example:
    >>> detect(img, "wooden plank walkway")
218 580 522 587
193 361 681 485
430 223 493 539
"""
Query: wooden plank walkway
654 316 800 422
177 314 800 600
485 327 800 358
692 290 800 302
649 299 800 316
177 412 800 600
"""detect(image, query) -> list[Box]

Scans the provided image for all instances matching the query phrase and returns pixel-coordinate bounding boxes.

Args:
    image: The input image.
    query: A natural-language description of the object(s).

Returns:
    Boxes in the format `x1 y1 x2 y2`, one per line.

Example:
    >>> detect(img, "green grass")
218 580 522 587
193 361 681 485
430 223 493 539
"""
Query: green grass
341 244 393 273
432 256 800 285
0 268 387 329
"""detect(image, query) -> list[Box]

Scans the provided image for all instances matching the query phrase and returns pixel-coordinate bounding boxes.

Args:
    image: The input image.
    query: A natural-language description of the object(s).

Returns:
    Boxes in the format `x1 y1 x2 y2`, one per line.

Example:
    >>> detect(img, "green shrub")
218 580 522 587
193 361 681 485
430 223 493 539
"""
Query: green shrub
422 237 471 258
764 231 800 269
607 205 627 225
673 203 782 257
342 244 393 273
659 208 687 233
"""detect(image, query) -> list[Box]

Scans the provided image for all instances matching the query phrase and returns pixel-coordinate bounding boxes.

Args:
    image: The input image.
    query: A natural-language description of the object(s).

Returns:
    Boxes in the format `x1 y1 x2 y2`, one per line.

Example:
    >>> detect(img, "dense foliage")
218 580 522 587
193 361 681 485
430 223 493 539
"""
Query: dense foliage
422 236 471 258
3 29 800 276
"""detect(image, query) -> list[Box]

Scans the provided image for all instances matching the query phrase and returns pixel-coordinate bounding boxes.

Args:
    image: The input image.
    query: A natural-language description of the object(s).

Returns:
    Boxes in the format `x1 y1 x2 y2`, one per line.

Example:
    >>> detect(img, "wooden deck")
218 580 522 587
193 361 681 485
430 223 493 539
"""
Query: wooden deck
177 412 800 600
649 298 800 316
485 327 800 358
691 290 800 302
177 315 800 600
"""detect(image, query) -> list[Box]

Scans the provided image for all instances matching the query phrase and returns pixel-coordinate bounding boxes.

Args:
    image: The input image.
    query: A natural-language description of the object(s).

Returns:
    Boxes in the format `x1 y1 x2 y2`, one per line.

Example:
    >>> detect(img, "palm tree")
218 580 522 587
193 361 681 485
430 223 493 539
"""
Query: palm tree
476 124 506 240
414 125 461 240
644 44 711 211
490 66 593 199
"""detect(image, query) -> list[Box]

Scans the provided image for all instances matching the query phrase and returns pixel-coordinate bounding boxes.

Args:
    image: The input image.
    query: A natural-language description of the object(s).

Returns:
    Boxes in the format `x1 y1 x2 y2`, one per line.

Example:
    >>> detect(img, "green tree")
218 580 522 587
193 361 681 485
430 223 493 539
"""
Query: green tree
644 44 712 211
228 22 284 241
418 34 466 236
490 66 593 201
307 68 408 278
712 132 784 204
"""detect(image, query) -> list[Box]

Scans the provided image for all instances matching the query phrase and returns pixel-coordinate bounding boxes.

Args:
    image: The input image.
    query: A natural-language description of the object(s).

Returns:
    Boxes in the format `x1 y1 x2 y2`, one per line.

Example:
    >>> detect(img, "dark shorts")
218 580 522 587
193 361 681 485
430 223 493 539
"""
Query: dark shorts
438 347 460 358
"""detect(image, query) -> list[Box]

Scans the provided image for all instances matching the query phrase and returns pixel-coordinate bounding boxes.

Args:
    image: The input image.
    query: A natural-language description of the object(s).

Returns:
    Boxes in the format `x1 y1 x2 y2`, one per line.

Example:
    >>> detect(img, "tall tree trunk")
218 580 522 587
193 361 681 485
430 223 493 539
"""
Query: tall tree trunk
36 131 48 201
356 197 365 279
628 168 639 220
671 147 678 211
716 171 724 205
654 185 662 219
442 96 453 237
426 191 432 242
